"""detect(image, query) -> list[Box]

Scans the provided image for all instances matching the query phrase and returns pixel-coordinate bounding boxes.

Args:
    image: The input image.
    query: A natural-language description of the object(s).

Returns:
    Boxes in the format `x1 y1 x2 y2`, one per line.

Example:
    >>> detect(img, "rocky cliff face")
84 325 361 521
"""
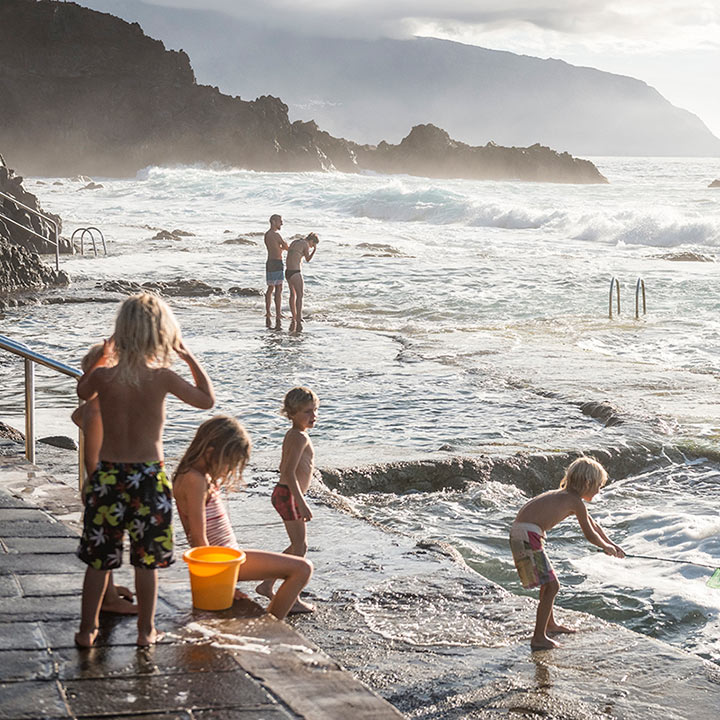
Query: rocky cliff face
0 154 70 300
0 0 606 184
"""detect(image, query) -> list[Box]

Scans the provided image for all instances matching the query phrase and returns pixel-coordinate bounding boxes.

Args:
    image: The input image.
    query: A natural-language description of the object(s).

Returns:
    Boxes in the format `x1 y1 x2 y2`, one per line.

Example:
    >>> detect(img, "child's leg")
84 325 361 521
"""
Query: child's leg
295 277 305 323
134 567 159 647
288 284 297 321
532 578 560 650
240 550 313 620
265 286 273 317
255 519 308 601
547 606 576 634
76 567 110 647
101 571 138 614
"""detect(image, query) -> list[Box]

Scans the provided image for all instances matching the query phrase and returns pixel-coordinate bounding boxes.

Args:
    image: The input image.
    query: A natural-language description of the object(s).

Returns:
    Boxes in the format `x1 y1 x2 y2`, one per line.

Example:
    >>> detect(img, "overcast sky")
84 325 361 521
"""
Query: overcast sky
132 1 720 137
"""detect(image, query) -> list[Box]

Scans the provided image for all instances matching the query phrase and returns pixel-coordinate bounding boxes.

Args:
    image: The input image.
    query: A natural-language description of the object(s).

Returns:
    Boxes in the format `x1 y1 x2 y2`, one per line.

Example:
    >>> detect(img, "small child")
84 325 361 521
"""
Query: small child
71 343 136 616
509 456 625 650
75 292 215 648
173 415 313 619
256 387 318 612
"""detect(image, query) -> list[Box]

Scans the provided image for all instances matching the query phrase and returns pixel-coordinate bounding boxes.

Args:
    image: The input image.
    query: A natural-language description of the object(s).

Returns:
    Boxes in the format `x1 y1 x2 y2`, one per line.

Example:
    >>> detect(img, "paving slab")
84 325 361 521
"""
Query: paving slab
0 455 407 719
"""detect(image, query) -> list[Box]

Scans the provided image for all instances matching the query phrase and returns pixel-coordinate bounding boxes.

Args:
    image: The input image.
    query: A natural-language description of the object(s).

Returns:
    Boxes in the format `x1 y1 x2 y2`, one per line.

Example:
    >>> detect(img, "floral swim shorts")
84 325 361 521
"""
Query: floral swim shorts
271 484 302 521
509 522 556 589
77 460 174 570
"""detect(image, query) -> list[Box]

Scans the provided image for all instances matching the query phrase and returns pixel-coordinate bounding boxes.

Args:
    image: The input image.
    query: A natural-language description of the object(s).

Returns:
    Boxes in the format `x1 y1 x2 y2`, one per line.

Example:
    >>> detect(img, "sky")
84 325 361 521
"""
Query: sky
121 1 720 137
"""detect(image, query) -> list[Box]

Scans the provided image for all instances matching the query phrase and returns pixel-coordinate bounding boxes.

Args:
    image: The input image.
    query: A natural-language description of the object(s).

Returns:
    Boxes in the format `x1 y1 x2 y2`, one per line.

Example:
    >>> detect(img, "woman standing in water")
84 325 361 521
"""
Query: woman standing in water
285 232 319 329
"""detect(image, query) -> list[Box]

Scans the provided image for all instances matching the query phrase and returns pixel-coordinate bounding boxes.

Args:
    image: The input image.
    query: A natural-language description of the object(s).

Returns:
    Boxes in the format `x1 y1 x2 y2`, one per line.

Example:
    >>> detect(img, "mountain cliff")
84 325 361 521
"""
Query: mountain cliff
0 0 605 183
76 0 720 157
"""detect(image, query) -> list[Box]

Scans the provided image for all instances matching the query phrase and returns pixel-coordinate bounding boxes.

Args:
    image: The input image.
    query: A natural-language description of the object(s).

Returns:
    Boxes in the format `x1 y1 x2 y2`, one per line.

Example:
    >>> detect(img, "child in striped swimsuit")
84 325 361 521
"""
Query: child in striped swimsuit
173 416 312 620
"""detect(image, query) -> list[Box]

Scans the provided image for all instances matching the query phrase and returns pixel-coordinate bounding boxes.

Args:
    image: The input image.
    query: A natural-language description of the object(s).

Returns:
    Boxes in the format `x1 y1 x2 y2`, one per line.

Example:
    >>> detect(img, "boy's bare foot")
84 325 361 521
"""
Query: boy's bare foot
530 636 559 650
234 588 250 600
74 628 98 648
288 597 315 614
255 581 275 599
137 629 162 647
101 595 138 615
547 623 576 635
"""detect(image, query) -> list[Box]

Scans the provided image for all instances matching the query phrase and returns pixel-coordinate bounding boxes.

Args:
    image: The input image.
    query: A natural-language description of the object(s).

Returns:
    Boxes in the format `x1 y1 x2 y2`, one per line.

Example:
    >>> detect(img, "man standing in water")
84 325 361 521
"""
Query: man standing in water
285 232 319 329
265 214 288 325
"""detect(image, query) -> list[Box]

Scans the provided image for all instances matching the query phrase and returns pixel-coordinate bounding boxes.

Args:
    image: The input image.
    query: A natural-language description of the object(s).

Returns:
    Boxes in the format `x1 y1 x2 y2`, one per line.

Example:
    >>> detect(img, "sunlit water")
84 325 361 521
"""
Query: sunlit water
1 157 718 662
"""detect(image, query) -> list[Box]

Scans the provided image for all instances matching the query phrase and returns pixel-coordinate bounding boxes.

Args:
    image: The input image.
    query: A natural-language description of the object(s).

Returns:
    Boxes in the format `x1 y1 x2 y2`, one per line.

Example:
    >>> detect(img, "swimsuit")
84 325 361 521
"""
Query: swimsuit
77 460 174 570
204 487 239 549
271 484 302 521
285 268 301 282
266 258 283 286
509 522 556 589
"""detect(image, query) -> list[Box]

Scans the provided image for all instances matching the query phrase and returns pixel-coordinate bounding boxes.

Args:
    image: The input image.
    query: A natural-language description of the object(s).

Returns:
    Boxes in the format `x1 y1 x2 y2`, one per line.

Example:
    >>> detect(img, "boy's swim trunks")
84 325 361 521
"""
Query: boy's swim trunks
509 522 556 589
77 460 174 570
266 258 284 286
271 483 302 521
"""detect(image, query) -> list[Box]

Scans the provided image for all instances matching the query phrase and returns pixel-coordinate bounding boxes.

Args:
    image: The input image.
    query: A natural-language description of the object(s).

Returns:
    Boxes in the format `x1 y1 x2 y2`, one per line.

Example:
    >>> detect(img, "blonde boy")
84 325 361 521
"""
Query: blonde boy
509 456 624 650
256 386 318 612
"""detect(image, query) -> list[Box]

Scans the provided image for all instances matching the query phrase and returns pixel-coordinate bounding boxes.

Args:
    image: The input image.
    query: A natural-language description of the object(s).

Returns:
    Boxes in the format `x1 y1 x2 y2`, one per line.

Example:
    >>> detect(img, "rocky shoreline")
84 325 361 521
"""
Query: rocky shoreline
0 0 607 185
0 154 70 308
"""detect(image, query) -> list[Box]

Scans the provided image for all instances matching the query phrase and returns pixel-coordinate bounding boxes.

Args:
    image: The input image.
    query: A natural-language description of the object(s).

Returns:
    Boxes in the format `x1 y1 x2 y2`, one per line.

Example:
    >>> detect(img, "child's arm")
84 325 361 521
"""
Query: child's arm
164 341 215 409
589 516 625 558
76 338 113 400
174 471 210 546
280 432 313 521
575 503 620 556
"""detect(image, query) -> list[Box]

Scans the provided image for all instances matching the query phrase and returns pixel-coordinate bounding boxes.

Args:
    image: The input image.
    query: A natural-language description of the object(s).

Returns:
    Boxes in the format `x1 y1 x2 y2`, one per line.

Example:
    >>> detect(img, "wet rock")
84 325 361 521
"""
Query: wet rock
170 229 195 237
78 182 103 190
152 229 195 240
0 237 70 294
579 400 624 427
143 278 224 297
709 179 720 188
52 181 63 186
222 237 257 245
38 435 77 451
228 286 262 297
95 279 143 294
0 422 24 444
658 251 715 262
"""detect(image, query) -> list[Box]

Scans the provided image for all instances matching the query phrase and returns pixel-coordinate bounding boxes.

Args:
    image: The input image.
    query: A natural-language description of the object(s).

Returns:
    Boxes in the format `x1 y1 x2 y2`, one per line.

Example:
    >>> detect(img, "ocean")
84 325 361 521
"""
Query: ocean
1 157 719 666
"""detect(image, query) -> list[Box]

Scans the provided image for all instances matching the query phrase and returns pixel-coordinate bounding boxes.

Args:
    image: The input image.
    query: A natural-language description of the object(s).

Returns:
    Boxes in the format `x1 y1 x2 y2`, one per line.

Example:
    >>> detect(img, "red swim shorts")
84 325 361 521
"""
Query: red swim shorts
271 484 302 521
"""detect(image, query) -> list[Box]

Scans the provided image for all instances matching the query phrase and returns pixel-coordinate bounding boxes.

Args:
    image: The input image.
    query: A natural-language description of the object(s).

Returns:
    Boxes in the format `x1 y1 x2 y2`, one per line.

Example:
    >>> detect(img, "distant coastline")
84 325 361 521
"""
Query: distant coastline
0 0 605 184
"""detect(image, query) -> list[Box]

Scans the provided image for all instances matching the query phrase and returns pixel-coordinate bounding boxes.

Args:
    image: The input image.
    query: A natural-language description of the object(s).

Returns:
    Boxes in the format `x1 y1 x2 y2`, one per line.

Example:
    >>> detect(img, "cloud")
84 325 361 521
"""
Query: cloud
143 0 720 48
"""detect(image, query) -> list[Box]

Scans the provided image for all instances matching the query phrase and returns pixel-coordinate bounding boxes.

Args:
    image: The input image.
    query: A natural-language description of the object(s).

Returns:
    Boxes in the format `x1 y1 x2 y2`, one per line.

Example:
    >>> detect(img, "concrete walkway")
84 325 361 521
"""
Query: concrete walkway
0 454 403 720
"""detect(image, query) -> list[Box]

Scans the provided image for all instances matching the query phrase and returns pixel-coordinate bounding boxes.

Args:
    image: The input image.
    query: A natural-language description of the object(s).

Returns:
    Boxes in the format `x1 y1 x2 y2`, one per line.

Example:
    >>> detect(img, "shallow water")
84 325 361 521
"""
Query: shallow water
1 157 718 664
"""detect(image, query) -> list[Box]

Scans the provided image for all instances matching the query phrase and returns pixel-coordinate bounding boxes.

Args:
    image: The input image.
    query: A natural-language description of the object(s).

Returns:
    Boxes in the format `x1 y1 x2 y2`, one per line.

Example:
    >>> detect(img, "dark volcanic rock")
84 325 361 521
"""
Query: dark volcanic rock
0 1 607 184
709 179 720 188
228 286 262 297
657 251 715 262
96 277 225 297
223 237 257 246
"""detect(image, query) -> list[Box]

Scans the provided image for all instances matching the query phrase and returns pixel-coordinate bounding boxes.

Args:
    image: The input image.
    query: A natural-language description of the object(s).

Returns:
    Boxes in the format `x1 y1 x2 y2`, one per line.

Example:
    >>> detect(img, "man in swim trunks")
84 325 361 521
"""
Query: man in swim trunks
264 214 288 325
285 232 319 329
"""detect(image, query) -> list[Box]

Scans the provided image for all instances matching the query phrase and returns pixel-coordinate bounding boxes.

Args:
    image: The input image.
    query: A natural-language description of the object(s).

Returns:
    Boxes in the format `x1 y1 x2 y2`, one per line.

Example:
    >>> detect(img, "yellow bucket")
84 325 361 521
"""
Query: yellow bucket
183 546 246 610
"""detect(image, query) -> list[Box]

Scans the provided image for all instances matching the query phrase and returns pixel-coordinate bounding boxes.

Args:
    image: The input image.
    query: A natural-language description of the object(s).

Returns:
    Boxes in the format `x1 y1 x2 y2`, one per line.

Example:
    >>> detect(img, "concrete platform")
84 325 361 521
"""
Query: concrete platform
0 454 403 720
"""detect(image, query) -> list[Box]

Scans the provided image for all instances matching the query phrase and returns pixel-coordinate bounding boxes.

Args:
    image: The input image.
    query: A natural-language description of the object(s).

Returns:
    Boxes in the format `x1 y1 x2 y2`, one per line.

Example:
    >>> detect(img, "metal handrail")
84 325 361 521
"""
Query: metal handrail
608 277 621 319
635 277 646 319
0 189 60 270
0 334 82 485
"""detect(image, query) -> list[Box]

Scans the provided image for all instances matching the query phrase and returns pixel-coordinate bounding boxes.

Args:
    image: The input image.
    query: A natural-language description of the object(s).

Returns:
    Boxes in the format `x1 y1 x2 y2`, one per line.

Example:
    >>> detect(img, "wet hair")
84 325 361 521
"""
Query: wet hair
80 343 106 373
305 232 319 246
173 415 252 490
269 214 282 224
282 386 319 417
113 292 181 386
559 457 608 496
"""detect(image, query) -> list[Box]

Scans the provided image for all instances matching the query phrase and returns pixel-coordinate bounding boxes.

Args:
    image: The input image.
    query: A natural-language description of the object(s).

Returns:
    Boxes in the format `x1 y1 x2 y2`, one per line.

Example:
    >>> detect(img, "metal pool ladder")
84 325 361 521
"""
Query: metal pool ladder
0 334 83 487
71 226 107 256
608 277 647 319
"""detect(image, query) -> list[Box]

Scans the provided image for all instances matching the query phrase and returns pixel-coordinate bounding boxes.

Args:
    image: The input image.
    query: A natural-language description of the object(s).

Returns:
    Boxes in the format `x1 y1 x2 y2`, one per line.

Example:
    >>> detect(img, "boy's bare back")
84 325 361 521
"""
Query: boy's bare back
78 356 213 463
515 489 587 534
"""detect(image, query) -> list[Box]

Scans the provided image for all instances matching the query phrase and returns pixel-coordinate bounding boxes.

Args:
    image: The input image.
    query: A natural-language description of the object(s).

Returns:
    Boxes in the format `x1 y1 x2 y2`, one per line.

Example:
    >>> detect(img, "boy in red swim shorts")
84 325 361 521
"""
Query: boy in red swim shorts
256 386 318 612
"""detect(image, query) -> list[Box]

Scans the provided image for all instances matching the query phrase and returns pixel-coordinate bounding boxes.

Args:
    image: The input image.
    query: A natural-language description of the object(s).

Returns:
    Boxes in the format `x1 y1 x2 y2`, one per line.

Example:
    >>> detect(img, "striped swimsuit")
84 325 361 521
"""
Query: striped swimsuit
205 487 239 550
